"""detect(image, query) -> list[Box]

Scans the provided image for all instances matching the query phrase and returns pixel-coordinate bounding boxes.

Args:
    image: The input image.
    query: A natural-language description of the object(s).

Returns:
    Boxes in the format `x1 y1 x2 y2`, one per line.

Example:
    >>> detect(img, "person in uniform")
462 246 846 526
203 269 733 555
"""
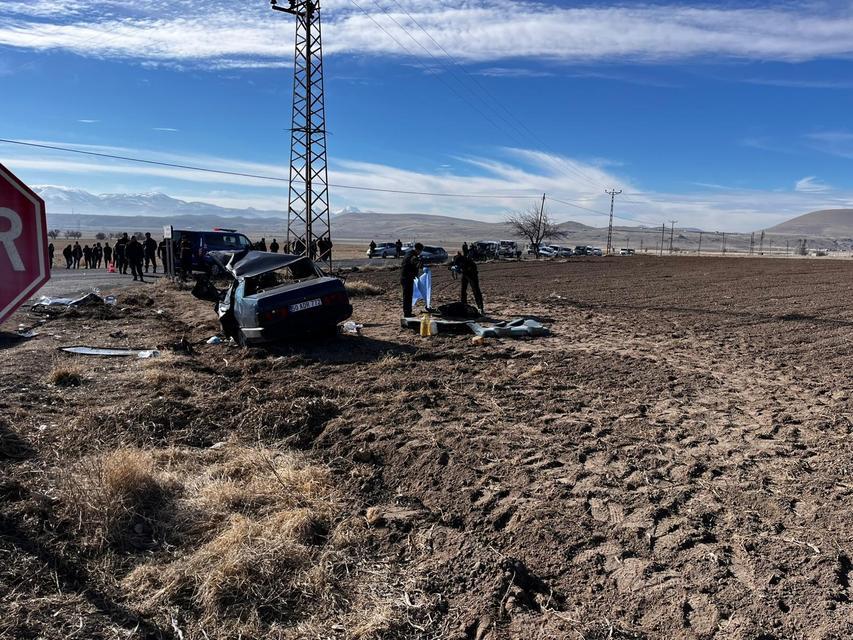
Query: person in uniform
103 242 113 268
143 232 158 273
395 238 403 258
48 243 55 267
63 244 73 269
400 243 423 318
127 235 145 282
115 233 129 274
451 250 484 315
256 237 267 252
369 240 376 257
72 242 83 269
270 238 280 253
180 237 193 281
462 241 469 258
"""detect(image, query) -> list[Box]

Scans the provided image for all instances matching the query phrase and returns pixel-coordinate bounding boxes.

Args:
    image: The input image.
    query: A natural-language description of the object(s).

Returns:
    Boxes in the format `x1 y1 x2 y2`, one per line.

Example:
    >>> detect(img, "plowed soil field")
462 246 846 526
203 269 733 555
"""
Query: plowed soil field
2 256 852 640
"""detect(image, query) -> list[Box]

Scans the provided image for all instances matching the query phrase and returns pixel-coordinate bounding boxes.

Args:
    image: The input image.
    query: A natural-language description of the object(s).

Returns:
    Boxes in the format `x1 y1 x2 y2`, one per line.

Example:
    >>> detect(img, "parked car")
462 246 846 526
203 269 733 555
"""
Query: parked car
526 243 559 257
366 242 398 258
620 248 635 256
406 245 449 264
497 240 522 259
574 245 590 256
171 228 254 274
470 241 498 260
548 245 573 257
591 247 603 256
194 250 352 345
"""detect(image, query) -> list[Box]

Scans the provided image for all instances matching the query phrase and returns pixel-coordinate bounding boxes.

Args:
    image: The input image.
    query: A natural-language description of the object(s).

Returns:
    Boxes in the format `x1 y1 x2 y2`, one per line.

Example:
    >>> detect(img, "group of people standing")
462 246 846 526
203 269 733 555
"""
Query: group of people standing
255 236 333 260
54 232 160 282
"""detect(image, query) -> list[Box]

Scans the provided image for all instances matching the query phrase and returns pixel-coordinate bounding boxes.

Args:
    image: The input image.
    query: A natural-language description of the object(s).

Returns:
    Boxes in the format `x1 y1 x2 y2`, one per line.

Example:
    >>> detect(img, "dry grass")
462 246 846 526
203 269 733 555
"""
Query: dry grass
110 445 355 637
47 363 86 387
345 280 384 297
59 449 179 550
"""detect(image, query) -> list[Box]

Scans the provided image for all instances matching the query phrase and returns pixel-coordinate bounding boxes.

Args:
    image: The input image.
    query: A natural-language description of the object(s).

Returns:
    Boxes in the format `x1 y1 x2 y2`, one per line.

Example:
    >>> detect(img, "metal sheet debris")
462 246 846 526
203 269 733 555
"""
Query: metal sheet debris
60 346 160 358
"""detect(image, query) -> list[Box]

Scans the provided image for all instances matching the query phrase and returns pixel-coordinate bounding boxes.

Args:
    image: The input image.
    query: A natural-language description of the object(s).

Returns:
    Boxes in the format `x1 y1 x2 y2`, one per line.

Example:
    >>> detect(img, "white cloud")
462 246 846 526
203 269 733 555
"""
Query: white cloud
795 176 831 193
77 119 100 124
153 127 179 132
3 137 852 232
4 2 853 68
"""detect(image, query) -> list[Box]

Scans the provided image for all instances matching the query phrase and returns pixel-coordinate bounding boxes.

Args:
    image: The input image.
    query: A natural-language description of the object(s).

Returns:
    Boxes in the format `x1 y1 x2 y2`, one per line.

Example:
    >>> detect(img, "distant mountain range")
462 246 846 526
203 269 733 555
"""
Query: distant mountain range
36 185 284 219
36 186 853 251
766 209 853 238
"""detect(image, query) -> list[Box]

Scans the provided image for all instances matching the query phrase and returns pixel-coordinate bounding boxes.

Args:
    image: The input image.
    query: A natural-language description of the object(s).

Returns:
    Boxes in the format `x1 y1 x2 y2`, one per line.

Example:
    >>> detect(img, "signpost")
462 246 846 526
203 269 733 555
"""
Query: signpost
0 163 50 326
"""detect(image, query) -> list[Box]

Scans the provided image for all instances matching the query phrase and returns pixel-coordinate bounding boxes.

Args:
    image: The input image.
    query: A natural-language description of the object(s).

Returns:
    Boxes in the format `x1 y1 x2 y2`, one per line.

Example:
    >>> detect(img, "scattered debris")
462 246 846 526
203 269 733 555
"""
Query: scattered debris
60 346 160 358
341 321 363 335
206 336 223 344
34 291 117 310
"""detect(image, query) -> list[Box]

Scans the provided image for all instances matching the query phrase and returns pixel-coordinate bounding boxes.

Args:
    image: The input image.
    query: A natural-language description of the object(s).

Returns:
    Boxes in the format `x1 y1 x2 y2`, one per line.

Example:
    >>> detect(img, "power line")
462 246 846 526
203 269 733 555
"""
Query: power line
0 137 545 200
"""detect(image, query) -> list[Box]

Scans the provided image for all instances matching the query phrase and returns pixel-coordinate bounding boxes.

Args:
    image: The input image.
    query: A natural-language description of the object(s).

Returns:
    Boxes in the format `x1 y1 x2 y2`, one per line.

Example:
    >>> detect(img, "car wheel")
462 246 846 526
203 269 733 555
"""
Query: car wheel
209 263 222 277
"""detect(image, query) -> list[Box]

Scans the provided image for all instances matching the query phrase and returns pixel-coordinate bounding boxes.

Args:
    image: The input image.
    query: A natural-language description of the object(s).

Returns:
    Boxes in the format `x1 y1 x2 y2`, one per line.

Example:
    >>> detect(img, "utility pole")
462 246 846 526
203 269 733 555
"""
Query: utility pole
721 232 726 255
669 220 677 254
640 238 643 253
271 0 332 266
749 232 755 255
786 240 789 256
626 236 630 250
769 239 773 256
659 223 665 256
605 189 622 255
759 230 765 254
698 231 702 255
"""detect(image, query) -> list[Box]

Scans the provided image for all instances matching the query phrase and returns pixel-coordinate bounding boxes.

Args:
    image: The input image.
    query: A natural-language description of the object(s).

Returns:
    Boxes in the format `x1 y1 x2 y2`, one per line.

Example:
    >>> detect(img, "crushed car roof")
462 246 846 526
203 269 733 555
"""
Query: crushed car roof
208 250 312 278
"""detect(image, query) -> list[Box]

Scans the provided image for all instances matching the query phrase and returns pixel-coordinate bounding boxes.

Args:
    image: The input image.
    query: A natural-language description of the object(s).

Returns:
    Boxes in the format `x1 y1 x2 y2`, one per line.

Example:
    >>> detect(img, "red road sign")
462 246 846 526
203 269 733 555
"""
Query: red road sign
0 162 50 326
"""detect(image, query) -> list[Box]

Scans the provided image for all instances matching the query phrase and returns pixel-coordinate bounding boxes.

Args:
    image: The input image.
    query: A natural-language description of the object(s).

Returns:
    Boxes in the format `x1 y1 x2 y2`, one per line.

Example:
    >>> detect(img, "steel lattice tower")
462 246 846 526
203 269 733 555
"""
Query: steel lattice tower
271 0 331 265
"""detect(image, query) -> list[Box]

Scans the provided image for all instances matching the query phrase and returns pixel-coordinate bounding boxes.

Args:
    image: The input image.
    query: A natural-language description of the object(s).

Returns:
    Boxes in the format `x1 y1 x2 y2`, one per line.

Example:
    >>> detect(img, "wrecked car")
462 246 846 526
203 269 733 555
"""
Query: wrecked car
192 250 352 344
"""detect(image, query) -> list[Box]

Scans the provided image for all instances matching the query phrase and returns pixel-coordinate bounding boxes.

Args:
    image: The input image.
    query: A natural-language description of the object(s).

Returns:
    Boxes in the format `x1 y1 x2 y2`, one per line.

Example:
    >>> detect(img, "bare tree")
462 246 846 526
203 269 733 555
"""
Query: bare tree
95 232 106 240
506 196 566 257
47 229 60 240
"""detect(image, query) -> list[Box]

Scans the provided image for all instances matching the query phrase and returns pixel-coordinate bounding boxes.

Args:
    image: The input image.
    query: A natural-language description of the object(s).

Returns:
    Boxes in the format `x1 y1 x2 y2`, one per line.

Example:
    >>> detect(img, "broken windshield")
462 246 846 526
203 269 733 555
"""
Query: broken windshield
243 258 319 295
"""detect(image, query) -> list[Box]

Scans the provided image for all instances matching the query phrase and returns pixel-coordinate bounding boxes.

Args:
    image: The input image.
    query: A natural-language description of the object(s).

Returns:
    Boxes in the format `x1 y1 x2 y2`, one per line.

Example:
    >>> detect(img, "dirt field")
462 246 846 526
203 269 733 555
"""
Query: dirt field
2 256 853 639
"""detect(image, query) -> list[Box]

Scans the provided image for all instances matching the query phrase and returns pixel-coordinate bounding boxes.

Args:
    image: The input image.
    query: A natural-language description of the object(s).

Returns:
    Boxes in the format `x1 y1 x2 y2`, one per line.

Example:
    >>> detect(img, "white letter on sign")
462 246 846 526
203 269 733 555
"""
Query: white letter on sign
0 207 25 271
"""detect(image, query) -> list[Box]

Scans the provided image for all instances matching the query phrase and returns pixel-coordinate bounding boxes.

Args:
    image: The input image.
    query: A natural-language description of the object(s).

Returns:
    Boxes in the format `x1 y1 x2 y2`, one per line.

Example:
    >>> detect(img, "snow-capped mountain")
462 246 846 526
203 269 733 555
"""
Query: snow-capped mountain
34 185 284 219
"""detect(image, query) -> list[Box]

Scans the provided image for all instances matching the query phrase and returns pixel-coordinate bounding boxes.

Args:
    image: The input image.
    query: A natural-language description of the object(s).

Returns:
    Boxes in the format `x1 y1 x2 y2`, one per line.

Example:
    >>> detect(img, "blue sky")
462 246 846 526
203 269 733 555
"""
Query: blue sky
2 0 853 231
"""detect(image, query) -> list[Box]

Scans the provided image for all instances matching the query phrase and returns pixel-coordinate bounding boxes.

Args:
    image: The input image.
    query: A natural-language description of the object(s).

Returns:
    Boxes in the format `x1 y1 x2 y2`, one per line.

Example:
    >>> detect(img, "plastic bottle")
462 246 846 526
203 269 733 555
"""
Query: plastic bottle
420 312 432 336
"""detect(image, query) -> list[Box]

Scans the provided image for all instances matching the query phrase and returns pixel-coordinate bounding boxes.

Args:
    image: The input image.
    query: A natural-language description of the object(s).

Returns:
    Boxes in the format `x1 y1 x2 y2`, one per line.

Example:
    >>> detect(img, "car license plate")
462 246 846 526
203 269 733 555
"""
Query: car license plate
289 298 321 313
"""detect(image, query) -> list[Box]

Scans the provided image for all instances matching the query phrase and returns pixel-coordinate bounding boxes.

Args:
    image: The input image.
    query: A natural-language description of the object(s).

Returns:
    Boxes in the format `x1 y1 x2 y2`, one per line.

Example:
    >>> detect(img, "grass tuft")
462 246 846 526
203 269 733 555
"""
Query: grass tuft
47 364 85 387
345 280 383 297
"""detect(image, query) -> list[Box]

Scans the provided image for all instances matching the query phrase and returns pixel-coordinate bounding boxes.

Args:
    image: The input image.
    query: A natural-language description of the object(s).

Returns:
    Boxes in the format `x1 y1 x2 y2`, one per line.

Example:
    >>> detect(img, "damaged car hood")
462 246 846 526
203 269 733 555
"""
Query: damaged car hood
207 250 311 279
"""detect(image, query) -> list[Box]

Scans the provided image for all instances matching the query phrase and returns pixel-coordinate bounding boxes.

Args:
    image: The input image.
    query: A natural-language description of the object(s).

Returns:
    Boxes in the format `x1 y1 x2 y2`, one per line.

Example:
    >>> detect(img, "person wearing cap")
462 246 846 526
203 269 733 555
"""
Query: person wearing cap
400 242 423 317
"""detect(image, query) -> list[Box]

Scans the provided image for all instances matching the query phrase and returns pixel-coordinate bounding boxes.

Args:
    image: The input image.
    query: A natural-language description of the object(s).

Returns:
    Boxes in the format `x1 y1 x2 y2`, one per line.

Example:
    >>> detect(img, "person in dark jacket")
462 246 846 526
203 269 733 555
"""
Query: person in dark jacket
103 242 112 268
369 240 376 257
143 232 157 273
127 236 145 281
94 242 103 268
179 237 193 281
462 241 469 258
270 238 280 253
256 237 267 252
395 238 403 258
83 244 92 269
63 244 73 269
451 251 484 314
71 242 82 269
115 234 128 274
400 243 423 317
48 243 55 267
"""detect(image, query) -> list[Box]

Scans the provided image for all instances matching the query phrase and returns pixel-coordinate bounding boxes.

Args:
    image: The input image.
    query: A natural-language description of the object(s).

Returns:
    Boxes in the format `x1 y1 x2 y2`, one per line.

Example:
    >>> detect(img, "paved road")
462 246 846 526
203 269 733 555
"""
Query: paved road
32 257 389 300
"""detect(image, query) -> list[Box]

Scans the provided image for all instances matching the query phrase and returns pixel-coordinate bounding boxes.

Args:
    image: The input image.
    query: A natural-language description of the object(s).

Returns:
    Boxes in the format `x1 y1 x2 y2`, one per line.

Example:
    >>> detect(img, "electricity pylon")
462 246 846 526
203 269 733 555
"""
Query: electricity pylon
271 0 332 265
605 188 622 255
